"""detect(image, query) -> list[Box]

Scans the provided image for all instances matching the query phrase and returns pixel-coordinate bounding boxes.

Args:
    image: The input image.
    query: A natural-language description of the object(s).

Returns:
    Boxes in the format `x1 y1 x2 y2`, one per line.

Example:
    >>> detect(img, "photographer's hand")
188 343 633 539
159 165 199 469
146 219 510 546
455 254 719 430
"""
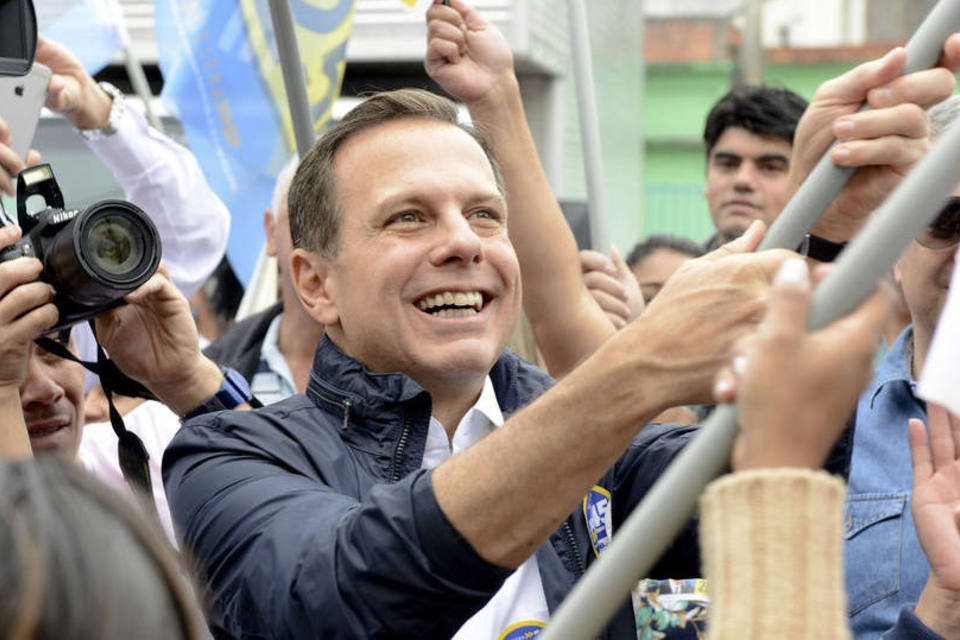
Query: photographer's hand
0 225 57 457
34 36 112 132
0 115 42 196
93 265 223 416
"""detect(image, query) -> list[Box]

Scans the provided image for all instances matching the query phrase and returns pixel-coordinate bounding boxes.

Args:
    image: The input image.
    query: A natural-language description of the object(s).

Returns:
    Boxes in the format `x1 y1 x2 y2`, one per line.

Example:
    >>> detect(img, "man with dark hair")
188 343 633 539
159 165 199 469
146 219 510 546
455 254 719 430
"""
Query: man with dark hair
702 85 808 250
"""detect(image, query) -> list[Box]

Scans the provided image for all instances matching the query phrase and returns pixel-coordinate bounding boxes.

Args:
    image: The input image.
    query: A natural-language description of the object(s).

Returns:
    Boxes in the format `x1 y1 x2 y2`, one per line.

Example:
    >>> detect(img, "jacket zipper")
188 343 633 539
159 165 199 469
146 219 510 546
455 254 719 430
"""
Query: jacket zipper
390 418 412 482
562 520 586 578
311 383 353 431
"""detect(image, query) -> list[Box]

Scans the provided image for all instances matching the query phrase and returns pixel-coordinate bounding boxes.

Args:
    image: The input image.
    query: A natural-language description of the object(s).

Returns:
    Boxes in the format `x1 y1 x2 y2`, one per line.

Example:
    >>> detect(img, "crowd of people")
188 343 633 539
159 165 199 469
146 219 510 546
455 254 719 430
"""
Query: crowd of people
0 0 958 638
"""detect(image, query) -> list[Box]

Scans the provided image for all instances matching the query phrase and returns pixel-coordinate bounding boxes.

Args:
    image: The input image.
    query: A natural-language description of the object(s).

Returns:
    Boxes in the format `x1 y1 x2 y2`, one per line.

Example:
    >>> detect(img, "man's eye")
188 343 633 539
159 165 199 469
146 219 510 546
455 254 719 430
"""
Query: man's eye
759 161 787 174
389 212 421 225
471 209 497 220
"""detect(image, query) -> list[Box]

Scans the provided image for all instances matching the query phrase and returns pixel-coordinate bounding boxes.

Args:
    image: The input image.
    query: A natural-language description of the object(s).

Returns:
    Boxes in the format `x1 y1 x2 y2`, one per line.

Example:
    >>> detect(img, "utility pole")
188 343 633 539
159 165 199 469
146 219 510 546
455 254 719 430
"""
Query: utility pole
740 0 764 85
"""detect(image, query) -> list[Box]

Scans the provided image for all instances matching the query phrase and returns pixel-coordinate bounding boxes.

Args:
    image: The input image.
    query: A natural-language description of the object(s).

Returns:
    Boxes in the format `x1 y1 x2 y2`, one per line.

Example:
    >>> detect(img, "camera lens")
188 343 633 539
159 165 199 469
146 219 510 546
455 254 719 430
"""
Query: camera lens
75 201 159 287
87 214 145 276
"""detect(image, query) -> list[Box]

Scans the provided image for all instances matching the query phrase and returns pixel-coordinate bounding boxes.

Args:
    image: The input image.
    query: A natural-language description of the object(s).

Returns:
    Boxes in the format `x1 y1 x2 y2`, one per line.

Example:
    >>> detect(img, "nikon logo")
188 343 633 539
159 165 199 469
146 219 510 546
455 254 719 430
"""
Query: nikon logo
49 209 79 225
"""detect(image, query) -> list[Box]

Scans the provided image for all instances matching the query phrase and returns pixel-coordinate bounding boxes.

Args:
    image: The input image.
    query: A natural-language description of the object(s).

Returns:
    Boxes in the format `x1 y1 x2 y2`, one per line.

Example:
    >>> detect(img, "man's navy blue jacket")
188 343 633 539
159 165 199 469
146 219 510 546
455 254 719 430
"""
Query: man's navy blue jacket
163 338 700 639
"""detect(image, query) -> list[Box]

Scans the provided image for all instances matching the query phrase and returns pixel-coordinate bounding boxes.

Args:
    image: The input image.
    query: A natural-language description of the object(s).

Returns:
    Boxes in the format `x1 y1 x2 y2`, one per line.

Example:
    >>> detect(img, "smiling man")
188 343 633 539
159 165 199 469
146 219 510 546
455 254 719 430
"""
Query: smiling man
162 89 727 639
702 86 808 250
157 0 960 628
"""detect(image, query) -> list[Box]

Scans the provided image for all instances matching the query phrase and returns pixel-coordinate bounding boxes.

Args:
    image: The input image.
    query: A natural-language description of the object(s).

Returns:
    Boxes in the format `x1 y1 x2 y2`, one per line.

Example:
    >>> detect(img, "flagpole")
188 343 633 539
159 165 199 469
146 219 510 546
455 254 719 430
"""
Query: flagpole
111 0 164 132
122 45 164 133
268 0 316 159
567 0 610 253
540 1 960 637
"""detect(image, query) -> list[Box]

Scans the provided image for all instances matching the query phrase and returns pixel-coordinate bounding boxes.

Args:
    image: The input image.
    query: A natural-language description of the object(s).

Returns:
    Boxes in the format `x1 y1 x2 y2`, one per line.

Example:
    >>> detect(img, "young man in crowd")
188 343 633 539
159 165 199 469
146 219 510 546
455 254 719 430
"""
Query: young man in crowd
701 85 808 250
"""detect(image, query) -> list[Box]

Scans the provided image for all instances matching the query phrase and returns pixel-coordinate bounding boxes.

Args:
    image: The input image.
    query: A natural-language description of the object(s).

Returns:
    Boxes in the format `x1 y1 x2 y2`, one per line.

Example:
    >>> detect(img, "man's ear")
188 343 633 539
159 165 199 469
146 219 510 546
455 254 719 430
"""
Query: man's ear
291 248 339 326
264 210 278 258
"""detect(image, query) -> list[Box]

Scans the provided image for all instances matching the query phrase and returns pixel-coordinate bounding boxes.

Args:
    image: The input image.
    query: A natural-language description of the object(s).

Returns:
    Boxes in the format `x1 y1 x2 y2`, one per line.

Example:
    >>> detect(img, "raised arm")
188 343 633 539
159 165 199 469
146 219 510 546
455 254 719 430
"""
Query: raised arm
425 0 614 376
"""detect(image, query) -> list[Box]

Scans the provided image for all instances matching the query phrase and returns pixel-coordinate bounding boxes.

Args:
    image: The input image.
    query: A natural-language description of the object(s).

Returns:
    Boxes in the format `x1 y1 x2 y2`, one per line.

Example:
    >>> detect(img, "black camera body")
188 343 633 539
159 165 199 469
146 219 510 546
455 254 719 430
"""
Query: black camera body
0 164 162 332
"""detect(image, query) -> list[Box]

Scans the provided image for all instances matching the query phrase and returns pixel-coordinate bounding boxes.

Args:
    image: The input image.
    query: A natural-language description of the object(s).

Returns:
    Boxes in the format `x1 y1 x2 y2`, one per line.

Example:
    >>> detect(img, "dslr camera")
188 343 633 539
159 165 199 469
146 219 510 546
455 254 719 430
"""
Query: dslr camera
0 164 161 331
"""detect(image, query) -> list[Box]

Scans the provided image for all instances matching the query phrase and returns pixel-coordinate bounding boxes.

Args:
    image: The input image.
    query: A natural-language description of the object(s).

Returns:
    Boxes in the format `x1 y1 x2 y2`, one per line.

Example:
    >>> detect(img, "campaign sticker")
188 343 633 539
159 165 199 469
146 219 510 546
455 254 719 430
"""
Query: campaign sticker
497 621 546 640
583 485 613 557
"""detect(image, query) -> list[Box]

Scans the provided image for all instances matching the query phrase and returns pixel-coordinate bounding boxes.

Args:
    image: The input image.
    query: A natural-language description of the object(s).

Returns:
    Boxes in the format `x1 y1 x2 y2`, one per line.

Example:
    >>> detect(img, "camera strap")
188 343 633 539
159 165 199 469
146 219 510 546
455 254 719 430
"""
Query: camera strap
35 324 157 498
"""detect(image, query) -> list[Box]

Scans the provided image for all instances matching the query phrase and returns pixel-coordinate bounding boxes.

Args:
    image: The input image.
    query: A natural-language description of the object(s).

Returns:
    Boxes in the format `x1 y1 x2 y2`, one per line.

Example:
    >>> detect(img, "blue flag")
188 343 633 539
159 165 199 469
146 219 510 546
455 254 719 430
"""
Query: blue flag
38 0 126 74
154 0 357 286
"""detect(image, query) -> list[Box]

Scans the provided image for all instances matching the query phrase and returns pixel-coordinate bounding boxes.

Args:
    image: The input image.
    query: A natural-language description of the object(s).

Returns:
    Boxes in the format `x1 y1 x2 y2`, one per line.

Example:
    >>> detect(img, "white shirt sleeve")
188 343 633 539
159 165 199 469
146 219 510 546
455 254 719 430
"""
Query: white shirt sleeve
81 107 231 299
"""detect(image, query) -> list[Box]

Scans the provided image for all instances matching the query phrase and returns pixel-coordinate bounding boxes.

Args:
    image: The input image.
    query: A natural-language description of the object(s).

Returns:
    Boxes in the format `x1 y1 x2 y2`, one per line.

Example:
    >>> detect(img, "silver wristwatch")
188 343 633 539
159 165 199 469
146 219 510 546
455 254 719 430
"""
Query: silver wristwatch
77 82 125 141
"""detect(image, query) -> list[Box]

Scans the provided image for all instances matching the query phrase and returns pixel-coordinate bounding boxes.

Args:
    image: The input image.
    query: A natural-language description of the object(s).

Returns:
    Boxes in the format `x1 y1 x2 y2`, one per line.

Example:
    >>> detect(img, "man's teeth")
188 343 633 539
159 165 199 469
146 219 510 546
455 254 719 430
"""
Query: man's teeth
417 291 484 315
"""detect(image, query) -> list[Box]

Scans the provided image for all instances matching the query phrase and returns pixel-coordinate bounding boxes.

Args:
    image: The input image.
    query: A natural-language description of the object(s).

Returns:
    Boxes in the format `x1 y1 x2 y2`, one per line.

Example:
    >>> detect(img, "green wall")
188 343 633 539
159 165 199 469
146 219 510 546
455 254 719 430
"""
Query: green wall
639 60 856 247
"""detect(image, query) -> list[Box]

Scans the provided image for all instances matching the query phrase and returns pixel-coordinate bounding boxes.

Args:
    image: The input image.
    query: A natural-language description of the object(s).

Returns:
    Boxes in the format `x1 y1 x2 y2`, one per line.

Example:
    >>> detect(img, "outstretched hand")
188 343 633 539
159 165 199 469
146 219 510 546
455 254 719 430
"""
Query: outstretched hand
425 0 516 105
911 403 960 638
715 257 891 470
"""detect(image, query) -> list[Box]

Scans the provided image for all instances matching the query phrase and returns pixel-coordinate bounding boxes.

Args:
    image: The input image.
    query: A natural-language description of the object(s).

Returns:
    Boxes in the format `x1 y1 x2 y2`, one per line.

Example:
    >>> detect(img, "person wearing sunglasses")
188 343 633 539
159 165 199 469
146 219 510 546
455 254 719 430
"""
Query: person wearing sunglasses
844 95 960 639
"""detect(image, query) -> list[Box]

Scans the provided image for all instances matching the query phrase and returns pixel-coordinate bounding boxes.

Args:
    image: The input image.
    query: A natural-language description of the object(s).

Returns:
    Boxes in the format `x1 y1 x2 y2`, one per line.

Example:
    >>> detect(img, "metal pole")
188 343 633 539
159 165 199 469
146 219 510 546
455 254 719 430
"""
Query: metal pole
542 101 960 640
111 0 164 133
540 1 960 636
123 45 164 133
267 0 315 159
740 0 764 85
566 0 610 253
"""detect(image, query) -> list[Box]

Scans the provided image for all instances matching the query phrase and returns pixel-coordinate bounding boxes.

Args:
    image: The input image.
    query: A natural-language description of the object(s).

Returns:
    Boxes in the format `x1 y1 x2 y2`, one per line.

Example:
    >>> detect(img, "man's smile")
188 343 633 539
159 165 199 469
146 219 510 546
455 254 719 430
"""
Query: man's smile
415 290 488 318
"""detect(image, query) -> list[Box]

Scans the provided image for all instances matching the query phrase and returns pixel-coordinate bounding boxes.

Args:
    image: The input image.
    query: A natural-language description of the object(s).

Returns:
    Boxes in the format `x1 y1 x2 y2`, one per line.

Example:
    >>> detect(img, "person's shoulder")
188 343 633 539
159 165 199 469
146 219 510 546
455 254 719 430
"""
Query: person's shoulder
180 393 313 432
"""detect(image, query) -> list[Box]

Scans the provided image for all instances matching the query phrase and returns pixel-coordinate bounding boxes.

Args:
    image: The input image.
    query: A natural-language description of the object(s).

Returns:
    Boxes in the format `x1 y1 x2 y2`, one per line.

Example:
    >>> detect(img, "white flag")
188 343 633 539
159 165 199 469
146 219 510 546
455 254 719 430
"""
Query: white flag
918 247 960 417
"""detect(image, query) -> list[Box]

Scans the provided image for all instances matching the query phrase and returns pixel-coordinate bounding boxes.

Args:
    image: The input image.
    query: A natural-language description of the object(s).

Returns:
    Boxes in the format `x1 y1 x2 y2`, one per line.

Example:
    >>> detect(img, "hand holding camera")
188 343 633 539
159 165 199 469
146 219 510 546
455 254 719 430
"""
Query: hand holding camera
0 164 161 333
0 224 57 389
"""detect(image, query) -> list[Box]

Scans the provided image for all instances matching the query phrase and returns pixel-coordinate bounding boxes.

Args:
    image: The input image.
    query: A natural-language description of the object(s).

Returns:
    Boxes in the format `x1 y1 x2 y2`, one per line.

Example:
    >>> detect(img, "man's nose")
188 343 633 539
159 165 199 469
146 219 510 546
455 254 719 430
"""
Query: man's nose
429 213 483 266
19 358 63 408
733 163 758 190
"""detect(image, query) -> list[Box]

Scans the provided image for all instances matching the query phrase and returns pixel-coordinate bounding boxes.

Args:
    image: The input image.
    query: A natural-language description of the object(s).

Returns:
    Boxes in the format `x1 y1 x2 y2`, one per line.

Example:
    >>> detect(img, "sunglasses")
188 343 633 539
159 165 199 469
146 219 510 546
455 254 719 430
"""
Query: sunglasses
916 196 960 250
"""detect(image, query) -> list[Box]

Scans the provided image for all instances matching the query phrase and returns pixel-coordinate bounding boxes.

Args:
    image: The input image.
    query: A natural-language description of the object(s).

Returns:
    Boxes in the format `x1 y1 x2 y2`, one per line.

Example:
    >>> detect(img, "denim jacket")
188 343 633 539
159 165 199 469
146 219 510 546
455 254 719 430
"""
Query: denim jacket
846 327 930 639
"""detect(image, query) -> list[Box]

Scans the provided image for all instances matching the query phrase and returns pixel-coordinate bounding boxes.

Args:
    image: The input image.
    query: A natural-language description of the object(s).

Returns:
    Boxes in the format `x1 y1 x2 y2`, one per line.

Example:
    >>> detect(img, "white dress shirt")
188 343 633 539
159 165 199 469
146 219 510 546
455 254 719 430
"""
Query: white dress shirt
420 377 550 639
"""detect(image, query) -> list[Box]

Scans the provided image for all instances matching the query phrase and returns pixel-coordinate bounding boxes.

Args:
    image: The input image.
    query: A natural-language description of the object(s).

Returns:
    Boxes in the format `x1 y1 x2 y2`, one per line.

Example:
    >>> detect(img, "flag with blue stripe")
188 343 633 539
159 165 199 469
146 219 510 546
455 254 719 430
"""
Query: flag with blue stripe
154 0 357 286
38 0 126 74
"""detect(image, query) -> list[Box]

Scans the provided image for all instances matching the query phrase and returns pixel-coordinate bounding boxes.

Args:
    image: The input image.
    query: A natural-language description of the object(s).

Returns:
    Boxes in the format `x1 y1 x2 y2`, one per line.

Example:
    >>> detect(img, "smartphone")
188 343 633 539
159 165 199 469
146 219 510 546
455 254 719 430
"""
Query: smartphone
0 62 51 159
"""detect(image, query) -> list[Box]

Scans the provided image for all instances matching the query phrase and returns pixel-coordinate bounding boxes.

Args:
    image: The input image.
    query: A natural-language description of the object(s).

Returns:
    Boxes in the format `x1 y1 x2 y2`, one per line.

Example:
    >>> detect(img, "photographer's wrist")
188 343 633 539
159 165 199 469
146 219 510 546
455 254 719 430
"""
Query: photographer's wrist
148 356 224 417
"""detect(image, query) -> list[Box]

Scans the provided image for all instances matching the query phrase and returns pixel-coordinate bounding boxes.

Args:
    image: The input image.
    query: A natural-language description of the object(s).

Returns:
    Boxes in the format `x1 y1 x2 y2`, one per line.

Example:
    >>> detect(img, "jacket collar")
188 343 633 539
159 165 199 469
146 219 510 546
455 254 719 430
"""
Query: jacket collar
306 337 553 422
307 337 431 421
